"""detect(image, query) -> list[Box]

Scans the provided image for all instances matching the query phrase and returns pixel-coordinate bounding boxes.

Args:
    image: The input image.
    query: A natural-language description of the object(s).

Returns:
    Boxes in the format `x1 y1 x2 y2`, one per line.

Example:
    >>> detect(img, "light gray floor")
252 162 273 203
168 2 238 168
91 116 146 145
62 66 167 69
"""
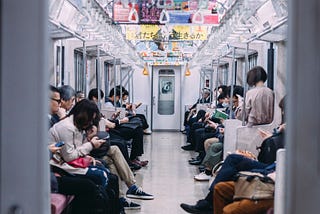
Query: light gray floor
126 132 209 214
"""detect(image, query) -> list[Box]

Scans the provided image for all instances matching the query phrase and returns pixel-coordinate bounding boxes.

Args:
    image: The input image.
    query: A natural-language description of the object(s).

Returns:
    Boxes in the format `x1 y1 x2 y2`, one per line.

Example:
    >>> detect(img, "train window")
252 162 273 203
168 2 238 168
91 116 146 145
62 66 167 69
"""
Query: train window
55 45 65 86
249 53 258 69
222 64 229 85
158 70 175 115
74 50 85 92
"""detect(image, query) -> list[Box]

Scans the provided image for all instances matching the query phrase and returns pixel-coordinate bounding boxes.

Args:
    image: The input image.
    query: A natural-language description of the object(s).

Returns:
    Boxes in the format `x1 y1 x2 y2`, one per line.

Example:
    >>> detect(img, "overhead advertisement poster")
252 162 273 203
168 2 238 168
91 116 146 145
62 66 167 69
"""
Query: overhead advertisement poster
125 25 208 41
113 0 220 25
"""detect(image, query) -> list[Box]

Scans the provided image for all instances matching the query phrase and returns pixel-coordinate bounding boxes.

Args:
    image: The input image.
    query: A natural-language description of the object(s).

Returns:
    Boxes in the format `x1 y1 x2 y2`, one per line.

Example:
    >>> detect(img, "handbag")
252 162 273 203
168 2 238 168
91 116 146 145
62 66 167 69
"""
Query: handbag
118 117 142 130
233 171 275 200
67 156 95 168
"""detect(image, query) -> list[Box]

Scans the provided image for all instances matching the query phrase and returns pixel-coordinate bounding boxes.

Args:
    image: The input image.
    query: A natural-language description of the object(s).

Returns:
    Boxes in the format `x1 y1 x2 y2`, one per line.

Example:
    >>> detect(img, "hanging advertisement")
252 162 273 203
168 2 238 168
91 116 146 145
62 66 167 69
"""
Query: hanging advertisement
113 0 220 25
125 25 208 41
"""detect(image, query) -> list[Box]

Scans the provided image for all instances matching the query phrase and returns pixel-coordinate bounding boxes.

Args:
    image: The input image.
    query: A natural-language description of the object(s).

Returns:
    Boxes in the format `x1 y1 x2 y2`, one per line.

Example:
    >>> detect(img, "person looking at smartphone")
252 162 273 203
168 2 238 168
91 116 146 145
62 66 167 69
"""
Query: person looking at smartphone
48 86 114 213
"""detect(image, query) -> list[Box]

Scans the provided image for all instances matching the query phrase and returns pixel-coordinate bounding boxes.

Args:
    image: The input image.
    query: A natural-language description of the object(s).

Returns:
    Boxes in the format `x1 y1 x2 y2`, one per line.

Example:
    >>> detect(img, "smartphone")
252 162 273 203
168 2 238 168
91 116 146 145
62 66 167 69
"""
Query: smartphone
55 141 65 147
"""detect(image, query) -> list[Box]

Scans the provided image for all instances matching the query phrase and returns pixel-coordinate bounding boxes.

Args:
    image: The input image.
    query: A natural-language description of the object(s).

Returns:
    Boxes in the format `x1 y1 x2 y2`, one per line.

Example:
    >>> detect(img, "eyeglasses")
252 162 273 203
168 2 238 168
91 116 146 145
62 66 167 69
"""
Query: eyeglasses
51 98 61 104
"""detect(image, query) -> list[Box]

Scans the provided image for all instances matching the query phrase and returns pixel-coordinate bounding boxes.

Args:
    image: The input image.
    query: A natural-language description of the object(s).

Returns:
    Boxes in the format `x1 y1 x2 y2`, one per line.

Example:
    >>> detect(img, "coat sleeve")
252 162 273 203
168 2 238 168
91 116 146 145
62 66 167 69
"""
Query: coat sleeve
49 125 93 162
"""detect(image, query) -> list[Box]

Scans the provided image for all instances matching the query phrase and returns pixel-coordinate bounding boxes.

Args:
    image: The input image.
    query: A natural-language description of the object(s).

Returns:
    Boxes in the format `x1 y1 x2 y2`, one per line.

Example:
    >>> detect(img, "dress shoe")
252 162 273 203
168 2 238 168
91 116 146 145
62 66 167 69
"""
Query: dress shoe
189 159 202 165
129 162 141 171
188 156 201 163
180 200 212 213
132 158 149 167
181 144 195 151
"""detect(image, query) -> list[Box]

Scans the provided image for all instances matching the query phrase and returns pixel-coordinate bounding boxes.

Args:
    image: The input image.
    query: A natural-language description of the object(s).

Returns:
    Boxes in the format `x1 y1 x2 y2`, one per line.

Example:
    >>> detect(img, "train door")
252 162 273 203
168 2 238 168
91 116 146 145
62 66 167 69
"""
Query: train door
152 66 181 130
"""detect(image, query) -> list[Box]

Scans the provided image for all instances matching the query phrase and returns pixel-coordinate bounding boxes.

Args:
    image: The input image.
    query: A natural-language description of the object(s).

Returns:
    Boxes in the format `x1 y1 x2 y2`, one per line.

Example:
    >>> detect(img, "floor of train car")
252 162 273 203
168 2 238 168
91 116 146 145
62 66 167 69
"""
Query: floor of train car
126 131 208 214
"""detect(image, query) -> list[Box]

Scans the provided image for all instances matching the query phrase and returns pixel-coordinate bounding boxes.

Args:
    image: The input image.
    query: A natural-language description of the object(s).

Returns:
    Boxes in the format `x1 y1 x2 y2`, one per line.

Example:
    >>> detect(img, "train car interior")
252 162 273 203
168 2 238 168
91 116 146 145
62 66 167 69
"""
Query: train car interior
1 0 320 214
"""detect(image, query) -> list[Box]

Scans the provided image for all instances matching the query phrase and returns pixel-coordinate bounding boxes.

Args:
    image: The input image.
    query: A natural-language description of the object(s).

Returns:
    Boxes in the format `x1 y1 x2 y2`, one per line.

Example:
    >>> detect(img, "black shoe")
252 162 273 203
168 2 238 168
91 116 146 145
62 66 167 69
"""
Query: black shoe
129 162 141 171
189 159 202 165
180 200 212 214
181 144 195 151
188 155 201 163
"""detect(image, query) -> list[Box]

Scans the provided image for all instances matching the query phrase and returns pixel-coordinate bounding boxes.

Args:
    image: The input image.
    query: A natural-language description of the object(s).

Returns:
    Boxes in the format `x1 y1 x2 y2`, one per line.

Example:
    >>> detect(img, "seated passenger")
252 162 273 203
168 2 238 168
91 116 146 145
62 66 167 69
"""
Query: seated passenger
75 90 85 103
235 66 274 127
88 88 148 168
213 175 274 214
216 93 227 108
183 88 211 132
121 89 151 134
57 85 76 119
48 86 114 213
180 97 285 214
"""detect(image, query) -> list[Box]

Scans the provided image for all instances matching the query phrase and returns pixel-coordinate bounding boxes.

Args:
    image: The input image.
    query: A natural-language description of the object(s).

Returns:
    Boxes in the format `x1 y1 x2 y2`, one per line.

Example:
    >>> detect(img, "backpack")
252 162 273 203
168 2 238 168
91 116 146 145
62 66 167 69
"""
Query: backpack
93 173 120 214
257 132 284 164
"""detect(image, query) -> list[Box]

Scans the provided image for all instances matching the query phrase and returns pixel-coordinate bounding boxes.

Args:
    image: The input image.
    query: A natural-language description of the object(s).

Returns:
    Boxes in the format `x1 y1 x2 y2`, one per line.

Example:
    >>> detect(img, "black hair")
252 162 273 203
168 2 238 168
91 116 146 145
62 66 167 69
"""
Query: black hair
218 85 228 94
68 99 101 130
108 87 121 97
224 85 244 97
217 94 226 100
233 85 244 97
123 90 129 96
246 66 268 87
50 85 60 94
88 88 104 100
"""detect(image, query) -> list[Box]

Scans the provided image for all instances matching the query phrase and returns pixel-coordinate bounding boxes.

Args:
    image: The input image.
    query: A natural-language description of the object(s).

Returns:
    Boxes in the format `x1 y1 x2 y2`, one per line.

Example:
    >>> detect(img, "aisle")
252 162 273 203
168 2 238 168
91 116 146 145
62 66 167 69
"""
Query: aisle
126 132 209 214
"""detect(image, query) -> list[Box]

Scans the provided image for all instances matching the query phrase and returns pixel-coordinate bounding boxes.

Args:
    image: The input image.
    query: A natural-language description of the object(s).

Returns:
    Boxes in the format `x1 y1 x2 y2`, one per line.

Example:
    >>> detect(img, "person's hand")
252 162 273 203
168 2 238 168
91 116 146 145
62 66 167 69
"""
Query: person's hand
90 136 105 149
56 107 67 119
207 120 217 129
218 127 224 134
49 144 61 153
86 125 98 140
258 128 272 140
120 117 129 124
267 171 276 181
236 94 244 107
278 123 286 132
105 119 116 129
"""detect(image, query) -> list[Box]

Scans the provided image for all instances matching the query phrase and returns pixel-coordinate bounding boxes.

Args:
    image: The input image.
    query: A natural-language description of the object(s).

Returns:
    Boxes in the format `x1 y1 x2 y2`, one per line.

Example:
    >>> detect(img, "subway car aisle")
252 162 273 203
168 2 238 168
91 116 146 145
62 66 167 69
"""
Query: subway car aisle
126 132 208 214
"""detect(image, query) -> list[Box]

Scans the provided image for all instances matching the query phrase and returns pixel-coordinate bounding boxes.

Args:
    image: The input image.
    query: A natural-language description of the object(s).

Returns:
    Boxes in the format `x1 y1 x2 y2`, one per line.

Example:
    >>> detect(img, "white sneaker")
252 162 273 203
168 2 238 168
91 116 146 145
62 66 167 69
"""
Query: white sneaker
194 172 211 181
143 129 152 135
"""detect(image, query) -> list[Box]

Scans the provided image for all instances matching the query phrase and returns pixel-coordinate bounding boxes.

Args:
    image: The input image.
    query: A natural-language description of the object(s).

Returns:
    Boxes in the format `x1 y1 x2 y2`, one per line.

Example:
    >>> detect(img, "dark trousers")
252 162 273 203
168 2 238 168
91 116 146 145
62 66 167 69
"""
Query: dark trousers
205 154 269 205
110 126 144 160
194 128 218 153
187 122 205 145
57 176 101 213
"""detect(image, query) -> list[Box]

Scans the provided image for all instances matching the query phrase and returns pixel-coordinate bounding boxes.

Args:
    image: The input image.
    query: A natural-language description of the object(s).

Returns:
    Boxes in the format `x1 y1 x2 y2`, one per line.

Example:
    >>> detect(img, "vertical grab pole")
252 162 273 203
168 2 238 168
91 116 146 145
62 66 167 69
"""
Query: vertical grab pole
131 68 134 103
113 57 117 107
119 60 123 106
59 40 63 85
242 43 249 126
215 58 220 107
210 64 214 104
96 46 101 110
199 69 203 104
82 41 87 95
229 47 236 119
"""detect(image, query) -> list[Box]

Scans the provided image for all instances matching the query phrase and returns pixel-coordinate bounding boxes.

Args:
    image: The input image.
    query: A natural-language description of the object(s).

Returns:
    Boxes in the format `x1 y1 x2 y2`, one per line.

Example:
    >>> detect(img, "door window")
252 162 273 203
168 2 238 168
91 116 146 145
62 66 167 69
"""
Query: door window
158 70 175 115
